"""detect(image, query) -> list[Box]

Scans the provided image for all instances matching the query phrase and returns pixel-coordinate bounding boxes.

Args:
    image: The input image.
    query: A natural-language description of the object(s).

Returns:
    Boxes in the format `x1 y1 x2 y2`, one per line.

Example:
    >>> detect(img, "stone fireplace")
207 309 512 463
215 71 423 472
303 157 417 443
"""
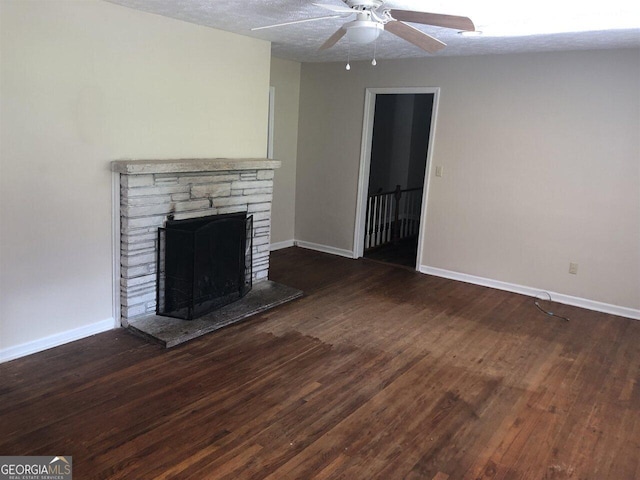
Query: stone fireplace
112 158 301 346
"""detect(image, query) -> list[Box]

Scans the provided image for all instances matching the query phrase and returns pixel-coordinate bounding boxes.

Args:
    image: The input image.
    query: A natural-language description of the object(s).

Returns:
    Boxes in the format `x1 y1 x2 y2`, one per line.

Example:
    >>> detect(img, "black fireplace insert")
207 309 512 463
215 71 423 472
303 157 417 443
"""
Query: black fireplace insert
157 212 253 320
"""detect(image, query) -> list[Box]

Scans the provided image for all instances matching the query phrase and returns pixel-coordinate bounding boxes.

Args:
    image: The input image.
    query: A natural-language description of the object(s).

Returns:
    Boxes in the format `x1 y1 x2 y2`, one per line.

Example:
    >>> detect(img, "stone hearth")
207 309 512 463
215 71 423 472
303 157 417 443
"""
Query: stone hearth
112 158 301 346
128 281 302 347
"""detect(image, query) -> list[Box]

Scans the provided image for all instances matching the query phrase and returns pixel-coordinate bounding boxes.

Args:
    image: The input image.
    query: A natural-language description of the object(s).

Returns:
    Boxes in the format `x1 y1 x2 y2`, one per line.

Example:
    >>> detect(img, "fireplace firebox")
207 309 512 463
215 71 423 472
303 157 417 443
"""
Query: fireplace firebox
157 212 253 320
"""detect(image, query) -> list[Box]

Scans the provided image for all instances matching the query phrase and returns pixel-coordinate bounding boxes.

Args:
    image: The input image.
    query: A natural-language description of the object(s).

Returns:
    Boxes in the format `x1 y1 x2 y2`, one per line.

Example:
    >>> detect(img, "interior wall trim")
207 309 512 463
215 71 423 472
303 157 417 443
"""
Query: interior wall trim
420 265 640 321
0 318 116 363
112 171 123 327
270 239 295 251
294 240 354 259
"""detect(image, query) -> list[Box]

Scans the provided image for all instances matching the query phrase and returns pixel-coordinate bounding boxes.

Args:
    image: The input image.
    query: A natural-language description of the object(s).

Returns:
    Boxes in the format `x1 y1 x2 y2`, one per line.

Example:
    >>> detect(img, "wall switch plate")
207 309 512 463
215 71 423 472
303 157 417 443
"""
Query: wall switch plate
435 166 443 177
569 262 578 275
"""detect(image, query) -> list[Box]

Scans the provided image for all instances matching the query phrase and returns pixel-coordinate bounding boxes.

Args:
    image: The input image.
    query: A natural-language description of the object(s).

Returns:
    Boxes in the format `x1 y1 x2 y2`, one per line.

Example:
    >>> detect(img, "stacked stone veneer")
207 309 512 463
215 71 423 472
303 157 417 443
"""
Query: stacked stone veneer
113 159 281 325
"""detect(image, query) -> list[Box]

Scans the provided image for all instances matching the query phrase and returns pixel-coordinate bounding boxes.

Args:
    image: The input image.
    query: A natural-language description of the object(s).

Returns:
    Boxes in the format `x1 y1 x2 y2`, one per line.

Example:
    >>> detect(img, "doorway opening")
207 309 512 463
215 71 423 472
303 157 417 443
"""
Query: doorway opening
354 88 439 269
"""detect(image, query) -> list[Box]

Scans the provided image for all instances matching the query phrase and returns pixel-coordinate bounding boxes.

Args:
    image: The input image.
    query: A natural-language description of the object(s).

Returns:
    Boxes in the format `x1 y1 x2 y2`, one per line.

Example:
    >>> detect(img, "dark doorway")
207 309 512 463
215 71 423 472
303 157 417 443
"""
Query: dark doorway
364 93 434 268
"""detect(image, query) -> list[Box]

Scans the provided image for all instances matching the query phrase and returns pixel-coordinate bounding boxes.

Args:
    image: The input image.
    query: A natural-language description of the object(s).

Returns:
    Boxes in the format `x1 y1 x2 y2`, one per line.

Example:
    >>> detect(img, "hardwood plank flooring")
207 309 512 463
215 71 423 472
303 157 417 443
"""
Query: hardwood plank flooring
1 247 639 479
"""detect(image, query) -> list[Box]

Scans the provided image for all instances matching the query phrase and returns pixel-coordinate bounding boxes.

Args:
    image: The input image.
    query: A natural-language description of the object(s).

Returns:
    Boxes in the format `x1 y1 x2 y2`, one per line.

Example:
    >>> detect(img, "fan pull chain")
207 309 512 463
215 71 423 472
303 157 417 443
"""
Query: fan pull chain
372 36 377 66
346 38 351 71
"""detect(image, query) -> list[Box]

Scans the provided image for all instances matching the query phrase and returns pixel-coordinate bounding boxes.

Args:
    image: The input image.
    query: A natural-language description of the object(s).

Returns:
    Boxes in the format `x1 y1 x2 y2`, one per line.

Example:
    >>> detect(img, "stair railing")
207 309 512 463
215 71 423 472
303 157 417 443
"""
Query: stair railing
364 185 422 250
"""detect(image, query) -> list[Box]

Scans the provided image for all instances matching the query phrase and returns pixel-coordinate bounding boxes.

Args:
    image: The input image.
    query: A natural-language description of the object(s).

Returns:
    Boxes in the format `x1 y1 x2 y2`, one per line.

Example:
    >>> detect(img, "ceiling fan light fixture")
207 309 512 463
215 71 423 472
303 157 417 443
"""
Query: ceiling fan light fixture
345 20 383 44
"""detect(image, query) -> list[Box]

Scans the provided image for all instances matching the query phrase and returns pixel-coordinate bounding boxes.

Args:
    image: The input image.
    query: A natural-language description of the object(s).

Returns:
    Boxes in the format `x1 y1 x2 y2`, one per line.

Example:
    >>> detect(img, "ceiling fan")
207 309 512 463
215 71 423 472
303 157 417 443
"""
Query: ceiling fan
252 0 475 54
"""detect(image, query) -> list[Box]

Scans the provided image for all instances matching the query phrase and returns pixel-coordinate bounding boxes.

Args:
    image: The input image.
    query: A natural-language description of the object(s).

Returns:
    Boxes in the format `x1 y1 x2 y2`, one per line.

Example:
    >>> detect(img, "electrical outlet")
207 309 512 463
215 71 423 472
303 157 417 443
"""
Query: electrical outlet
569 262 578 275
435 166 443 177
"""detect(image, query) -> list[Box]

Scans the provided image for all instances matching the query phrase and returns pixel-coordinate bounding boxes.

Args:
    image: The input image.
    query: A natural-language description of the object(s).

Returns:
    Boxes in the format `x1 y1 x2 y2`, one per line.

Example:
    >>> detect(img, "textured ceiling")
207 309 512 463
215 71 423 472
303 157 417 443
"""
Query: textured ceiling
105 0 640 62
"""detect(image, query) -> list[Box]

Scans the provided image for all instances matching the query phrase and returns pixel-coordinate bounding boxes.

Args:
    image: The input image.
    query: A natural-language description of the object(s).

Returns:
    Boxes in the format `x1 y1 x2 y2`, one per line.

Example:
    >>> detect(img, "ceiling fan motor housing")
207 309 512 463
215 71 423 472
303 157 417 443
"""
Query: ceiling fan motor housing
343 0 384 10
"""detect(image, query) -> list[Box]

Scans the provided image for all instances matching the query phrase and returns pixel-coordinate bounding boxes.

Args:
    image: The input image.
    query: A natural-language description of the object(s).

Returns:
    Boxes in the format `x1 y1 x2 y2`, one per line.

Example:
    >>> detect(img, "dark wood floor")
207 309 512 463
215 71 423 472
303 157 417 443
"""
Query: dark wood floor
2 247 639 479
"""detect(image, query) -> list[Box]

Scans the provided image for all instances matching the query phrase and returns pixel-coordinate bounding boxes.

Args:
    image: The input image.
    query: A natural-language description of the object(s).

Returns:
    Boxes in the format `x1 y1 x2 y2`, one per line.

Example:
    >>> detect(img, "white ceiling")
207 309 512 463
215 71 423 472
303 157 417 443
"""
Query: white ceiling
105 0 640 62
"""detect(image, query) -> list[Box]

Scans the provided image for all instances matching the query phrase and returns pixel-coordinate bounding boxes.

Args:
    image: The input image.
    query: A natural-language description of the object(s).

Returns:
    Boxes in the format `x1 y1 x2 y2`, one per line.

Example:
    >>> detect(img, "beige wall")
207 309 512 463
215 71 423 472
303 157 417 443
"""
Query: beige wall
296 50 640 310
0 0 271 354
269 57 301 244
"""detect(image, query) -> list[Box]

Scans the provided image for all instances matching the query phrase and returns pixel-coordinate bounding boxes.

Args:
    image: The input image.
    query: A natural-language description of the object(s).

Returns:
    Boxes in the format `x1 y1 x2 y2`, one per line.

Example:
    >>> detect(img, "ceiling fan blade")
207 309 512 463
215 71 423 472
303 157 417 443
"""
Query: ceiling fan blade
313 3 354 14
385 21 446 54
389 10 475 31
252 14 343 31
319 27 346 50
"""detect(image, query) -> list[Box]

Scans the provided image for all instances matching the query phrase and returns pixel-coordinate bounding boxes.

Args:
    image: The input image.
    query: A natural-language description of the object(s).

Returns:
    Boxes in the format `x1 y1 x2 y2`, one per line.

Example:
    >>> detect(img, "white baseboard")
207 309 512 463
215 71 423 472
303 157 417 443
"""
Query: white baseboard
294 240 355 259
419 265 640 321
0 317 117 363
270 239 295 251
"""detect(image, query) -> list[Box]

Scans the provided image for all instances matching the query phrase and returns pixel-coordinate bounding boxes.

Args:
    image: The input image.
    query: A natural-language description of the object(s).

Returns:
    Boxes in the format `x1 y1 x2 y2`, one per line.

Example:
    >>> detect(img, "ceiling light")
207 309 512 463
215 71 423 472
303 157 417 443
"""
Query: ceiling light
345 20 383 44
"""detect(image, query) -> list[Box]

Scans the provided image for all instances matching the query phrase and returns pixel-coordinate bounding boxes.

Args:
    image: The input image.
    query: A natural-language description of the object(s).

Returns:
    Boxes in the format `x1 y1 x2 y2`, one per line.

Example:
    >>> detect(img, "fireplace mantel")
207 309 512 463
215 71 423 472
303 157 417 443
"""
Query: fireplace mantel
112 158 281 175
